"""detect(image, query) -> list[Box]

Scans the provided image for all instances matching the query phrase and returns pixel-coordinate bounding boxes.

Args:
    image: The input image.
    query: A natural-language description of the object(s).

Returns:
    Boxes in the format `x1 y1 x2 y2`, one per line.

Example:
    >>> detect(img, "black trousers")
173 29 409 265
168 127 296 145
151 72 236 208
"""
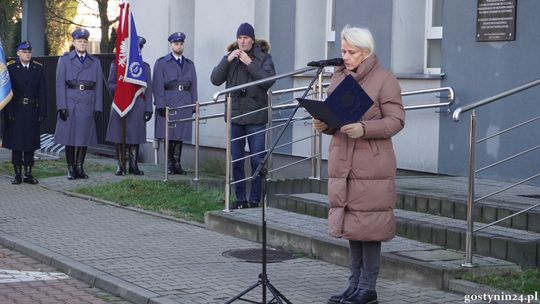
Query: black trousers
11 150 35 166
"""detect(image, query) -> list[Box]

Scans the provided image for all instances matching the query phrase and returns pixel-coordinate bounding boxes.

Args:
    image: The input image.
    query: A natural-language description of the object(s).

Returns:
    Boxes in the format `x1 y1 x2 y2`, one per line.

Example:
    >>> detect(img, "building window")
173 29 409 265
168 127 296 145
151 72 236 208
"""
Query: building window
425 0 443 74
326 0 336 59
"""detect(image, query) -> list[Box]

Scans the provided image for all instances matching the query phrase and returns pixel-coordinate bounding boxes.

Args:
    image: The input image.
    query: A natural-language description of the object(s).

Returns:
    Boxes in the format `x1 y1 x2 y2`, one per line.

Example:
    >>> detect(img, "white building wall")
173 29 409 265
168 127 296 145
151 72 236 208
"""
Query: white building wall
130 0 442 174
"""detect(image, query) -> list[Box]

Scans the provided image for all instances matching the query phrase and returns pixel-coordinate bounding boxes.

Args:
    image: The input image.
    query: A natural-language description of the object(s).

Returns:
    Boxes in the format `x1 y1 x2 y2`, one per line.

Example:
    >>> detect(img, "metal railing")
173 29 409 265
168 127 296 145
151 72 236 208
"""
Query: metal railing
452 77 540 267
156 69 456 211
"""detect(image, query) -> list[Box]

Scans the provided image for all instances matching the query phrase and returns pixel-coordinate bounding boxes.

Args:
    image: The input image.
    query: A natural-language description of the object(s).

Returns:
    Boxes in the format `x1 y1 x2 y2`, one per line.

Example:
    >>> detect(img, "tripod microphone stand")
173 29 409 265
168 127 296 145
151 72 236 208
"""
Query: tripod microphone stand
225 66 324 304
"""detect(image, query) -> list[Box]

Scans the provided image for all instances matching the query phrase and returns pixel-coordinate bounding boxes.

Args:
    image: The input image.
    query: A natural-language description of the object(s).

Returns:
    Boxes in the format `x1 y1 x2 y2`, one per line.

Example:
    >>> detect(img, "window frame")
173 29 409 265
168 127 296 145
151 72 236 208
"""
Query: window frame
424 0 443 74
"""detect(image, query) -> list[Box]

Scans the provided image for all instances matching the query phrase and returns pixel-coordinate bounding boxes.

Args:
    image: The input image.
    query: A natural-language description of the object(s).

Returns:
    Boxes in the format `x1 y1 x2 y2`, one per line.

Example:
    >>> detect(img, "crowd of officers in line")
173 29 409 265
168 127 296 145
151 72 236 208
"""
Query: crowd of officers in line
1 23 276 212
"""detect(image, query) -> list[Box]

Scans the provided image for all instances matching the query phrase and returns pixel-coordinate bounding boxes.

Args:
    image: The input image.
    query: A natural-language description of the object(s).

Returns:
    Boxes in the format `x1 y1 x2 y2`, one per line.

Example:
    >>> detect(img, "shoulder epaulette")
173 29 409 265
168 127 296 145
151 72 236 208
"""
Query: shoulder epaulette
7 60 15 65
185 58 193 64
32 60 43 66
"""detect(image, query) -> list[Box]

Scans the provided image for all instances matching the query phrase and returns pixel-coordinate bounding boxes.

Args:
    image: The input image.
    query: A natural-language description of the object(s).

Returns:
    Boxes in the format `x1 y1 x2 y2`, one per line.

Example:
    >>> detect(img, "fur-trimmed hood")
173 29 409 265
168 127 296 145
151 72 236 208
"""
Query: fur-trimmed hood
226 39 271 53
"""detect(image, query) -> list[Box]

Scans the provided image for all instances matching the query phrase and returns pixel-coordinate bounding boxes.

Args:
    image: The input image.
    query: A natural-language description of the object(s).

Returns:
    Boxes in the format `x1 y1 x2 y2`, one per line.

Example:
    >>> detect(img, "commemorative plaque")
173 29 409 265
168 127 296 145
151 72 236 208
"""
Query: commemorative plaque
477 0 517 41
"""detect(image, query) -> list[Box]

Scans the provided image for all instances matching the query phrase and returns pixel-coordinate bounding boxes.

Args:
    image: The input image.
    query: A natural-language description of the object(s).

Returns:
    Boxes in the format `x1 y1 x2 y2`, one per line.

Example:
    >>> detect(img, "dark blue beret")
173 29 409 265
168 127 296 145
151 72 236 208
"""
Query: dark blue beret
138 36 146 48
168 32 185 43
16 41 32 51
72 28 90 40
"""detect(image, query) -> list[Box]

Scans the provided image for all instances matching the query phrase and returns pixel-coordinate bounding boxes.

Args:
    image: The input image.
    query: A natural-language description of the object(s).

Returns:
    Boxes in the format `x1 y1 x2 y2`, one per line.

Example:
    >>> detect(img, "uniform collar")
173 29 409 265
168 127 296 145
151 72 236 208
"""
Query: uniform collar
169 53 183 62
69 50 92 61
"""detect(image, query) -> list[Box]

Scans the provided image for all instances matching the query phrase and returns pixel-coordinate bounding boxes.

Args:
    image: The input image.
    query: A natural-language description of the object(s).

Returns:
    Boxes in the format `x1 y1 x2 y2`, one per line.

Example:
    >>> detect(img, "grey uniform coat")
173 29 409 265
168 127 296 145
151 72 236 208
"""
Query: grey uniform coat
153 54 197 141
54 51 103 146
105 62 153 144
2 59 47 151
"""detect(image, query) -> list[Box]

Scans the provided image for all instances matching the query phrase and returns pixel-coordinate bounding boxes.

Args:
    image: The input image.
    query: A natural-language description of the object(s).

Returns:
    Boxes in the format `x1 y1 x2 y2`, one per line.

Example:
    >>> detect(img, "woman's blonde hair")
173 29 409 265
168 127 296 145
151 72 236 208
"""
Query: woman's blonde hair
341 25 375 56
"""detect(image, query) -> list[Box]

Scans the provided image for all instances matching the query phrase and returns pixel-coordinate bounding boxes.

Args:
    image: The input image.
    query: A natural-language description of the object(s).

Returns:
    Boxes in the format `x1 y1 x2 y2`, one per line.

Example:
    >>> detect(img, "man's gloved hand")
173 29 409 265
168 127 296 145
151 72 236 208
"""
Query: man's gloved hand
58 109 68 121
144 111 153 122
157 108 166 117
93 111 102 122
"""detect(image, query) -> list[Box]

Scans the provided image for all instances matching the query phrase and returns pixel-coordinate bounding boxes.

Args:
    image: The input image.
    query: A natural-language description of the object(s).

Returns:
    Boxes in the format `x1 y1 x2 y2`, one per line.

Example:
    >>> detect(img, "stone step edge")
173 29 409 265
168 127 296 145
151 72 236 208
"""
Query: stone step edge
268 193 540 268
269 190 540 233
204 210 519 290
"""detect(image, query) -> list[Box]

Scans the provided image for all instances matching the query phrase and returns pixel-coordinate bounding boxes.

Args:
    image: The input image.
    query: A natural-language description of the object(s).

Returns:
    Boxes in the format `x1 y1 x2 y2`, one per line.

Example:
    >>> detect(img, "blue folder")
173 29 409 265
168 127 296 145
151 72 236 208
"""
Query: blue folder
298 74 373 129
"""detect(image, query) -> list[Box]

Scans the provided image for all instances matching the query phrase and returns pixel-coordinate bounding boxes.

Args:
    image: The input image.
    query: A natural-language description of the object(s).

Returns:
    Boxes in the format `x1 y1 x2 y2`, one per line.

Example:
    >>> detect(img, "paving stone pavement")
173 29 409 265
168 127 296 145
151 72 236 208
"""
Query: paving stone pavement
0 177 480 303
0 147 490 303
0 245 130 304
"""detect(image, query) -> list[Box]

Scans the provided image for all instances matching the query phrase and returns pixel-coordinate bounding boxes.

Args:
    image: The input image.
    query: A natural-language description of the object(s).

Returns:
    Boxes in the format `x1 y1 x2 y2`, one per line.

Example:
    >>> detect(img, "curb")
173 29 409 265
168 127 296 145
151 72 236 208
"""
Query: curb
0 232 176 304
0 174 218 304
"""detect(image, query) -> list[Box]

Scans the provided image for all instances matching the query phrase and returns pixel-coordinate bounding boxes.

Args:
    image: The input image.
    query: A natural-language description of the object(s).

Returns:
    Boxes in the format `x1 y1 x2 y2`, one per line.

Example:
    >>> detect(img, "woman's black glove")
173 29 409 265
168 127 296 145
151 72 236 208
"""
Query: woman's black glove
58 109 68 121
144 111 153 122
157 108 166 117
93 111 102 121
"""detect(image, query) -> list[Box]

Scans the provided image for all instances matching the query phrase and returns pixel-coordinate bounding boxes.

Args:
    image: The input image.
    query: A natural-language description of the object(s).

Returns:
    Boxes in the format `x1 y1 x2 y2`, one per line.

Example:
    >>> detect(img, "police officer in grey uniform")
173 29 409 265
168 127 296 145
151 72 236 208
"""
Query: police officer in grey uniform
153 32 197 175
54 28 103 180
106 36 153 175
2 41 46 185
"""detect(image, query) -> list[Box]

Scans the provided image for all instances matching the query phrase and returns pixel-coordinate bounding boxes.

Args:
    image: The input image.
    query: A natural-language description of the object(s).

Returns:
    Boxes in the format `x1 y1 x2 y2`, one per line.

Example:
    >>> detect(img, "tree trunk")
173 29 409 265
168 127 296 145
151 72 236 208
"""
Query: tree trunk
98 0 110 53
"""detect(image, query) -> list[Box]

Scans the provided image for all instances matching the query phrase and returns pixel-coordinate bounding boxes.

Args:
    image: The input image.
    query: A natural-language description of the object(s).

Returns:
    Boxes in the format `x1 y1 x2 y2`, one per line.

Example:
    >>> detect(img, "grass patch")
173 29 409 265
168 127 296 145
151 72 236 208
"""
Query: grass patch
463 269 540 294
73 179 224 223
0 159 114 178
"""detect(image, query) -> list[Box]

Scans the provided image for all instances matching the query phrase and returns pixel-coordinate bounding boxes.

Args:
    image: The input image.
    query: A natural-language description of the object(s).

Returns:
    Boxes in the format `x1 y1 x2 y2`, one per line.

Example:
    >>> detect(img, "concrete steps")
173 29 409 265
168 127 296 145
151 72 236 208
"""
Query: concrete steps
266 177 540 233
205 207 519 290
270 192 540 268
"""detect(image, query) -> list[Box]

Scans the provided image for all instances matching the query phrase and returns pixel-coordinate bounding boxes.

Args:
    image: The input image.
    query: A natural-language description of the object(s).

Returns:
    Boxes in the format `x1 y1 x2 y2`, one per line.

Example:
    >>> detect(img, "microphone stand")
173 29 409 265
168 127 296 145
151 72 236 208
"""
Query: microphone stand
225 66 325 304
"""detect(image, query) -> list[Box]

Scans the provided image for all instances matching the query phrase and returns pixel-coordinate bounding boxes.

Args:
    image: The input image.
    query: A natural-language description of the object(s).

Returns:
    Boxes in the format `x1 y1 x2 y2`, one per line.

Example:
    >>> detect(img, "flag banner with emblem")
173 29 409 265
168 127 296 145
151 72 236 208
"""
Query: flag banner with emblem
0 40 13 111
113 0 146 117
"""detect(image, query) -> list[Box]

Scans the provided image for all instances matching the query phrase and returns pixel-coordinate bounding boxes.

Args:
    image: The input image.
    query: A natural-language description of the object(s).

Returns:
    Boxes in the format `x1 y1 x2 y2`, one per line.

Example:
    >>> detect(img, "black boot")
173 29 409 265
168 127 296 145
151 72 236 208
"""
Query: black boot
115 144 125 176
11 165 22 185
167 141 176 175
75 147 89 179
328 286 357 304
23 164 39 184
342 289 377 304
65 146 76 180
173 141 186 175
128 145 144 175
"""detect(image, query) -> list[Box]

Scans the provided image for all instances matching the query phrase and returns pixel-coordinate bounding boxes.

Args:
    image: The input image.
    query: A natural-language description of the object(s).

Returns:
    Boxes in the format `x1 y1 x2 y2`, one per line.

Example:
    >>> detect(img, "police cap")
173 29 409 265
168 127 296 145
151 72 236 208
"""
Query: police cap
168 32 185 43
138 36 146 48
72 28 90 40
16 41 32 51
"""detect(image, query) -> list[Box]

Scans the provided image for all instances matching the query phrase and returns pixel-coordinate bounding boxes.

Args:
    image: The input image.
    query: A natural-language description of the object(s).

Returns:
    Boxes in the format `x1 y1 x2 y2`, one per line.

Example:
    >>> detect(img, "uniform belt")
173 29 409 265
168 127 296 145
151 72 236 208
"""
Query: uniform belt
164 84 190 91
67 83 95 91
19 98 38 105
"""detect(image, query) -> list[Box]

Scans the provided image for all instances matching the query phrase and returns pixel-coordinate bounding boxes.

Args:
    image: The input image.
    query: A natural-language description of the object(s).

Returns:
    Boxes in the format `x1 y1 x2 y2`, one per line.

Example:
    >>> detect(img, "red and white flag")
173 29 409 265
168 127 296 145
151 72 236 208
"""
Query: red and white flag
113 0 146 117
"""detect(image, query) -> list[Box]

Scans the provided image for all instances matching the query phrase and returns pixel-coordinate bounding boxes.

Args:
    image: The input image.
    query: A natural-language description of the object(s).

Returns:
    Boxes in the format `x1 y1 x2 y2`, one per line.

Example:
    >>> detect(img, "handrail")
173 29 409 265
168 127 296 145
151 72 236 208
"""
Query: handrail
453 77 540 121
403 87 455 111
454 77 540 268
213 67 317 101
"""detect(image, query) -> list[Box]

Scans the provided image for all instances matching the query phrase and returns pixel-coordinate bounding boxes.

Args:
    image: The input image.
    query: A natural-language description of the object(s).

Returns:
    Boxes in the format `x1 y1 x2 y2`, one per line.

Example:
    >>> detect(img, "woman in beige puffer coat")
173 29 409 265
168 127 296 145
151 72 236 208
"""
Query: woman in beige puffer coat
314 26 405 304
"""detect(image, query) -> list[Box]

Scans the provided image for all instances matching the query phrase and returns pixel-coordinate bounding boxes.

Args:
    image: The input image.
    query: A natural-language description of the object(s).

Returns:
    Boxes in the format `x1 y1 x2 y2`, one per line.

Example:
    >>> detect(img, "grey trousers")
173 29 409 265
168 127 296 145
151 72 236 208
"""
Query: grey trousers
348 240 381 291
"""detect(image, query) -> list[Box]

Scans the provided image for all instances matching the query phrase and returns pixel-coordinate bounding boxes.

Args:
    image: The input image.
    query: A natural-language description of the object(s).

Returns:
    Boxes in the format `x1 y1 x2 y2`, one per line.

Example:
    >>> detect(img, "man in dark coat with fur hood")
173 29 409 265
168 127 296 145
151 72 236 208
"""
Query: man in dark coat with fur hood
210 22 276 209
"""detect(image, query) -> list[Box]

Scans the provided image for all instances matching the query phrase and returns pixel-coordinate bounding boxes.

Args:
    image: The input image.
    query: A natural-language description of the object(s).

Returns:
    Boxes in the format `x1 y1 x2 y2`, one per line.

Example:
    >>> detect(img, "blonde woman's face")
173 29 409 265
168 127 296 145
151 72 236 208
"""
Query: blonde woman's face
341 39 368 71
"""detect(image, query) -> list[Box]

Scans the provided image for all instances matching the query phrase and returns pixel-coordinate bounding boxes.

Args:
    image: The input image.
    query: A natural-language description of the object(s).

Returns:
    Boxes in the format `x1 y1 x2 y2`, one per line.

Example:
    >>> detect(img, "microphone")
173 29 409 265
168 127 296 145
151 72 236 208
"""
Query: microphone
307 58 344 67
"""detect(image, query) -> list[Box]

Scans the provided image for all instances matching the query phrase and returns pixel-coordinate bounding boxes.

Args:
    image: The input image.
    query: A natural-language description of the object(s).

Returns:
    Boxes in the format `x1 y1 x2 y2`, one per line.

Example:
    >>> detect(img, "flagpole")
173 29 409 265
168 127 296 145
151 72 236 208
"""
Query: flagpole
122 117 127 175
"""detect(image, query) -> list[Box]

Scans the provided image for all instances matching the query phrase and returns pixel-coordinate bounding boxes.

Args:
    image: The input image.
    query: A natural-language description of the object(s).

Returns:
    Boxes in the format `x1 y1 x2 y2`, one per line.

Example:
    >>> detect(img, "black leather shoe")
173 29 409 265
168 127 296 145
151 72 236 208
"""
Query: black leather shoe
327 286 357 304
231 201 249 209
248 201 260 208
342 289 377 304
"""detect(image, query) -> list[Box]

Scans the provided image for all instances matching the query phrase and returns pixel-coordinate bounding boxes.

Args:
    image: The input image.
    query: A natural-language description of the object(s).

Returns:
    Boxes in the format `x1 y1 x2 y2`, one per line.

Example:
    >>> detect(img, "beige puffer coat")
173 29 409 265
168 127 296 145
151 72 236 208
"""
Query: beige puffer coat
326 54 405 241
